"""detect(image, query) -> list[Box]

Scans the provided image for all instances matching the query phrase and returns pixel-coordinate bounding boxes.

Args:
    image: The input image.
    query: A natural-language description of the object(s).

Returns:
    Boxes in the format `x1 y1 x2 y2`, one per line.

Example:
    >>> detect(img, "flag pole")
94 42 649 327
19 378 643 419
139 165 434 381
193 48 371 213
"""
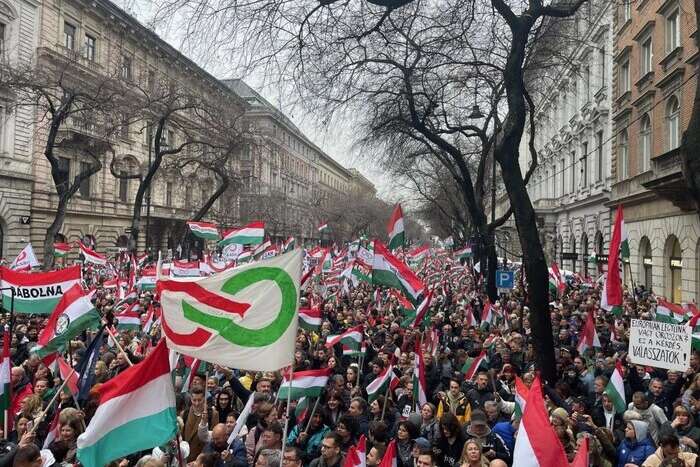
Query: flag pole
304 397 321 432
104 326 134 366
280 368 293 456
380 379 391 421
27 369 76 434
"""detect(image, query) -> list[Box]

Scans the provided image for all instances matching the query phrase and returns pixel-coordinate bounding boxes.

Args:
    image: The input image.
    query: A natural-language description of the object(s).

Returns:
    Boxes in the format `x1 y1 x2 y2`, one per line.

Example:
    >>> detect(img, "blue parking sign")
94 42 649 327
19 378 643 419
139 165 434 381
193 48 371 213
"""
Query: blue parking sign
496 270 515 289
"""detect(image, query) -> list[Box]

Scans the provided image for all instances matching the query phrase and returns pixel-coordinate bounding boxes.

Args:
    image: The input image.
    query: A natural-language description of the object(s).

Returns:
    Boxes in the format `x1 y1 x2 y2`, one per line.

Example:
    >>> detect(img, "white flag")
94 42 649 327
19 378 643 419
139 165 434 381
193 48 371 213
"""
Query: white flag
10 244 39 271
228 393 255 445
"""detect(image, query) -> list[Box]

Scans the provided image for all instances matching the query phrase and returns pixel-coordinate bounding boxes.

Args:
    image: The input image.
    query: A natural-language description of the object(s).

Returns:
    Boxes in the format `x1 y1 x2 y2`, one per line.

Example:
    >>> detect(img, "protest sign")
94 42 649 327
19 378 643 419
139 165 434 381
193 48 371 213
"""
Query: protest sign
628 319 691 372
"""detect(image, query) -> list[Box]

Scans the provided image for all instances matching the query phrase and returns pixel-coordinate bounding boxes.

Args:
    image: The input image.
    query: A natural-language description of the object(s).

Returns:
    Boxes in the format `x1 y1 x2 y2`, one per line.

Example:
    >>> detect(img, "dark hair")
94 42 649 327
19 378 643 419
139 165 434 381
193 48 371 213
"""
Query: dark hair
659 434 680 448
369 421 389 443
266 422 284 438
14 444 41 467
324 431 343 448
350 397 367 414
337 415 359 436
197 453 220 467
439 413 461 436
284 447 303 461
190 386 205 396
416 451 434 465
397 420 419 439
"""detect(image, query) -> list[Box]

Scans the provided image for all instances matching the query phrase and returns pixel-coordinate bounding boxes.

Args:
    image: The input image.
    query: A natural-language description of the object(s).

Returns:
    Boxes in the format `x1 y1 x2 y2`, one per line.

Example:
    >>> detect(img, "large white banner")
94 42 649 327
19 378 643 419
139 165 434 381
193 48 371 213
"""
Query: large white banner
629 319 691 372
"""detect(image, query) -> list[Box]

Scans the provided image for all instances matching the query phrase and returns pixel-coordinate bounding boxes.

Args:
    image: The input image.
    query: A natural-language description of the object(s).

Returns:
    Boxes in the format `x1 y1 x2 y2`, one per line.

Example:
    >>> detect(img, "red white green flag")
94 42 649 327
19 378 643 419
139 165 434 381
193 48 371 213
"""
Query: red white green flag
372 241 425 303
342 435 366 467
413 341 427 411
577 309 601 354
299 306 322 331
462 350 487 380
318 222 330 233
378 440 397 467
187 221 220 241
219 221 265 246
0 326 10 430
326 325 363 348
366 365 399 402
386 204 405 251
53 242 72 258
604 206 627 315
514 376 529 418
604 361 626 413
78 241 107 265
0 265 82 315
655 298 687 324
277 368 332 400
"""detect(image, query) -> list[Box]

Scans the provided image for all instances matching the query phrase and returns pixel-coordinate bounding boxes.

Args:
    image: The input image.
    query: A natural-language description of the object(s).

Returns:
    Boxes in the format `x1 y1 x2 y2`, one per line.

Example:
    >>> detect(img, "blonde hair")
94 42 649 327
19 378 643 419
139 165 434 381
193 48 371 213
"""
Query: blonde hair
459 439 486 465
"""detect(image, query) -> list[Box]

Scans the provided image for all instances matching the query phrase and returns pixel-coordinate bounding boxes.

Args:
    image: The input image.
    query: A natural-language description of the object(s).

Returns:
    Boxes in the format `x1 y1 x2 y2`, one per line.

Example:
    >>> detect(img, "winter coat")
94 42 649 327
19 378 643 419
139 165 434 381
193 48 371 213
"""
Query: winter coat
420 419 440 444
641 447 697 467
463 425 511 465
202 438 247 467
616 420 656 467
432 431 467 467
287 423 331 464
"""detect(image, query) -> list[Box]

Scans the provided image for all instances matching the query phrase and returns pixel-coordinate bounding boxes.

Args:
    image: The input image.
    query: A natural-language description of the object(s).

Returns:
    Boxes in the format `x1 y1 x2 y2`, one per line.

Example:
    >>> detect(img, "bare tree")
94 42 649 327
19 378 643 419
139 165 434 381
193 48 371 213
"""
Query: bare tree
0 50 131 268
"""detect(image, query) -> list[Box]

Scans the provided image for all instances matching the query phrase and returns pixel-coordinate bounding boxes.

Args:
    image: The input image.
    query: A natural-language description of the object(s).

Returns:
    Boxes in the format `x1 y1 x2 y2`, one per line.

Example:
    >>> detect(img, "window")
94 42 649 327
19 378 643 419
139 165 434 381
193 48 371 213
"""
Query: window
185 185 192 206
570 151 576 192
83 34 96 61
640 113 652 172
79 161 91 198
666 96 680 150
0 23 5 57
619 59 630 94
147 69 156 91
641 37 653 75
166 182 173 206
120 115 129 139
120 54 132 80
241 144 251 161
64 22 76 50
596 131 604 181
597 45 606 90
119 172 128 202
553 163 557 197
201 188 208 205
623 0 631 22
619 129 629 179
560 158 565 195
58 157 71 180
581 142 588 186
666 9 680 52
584 65 591 102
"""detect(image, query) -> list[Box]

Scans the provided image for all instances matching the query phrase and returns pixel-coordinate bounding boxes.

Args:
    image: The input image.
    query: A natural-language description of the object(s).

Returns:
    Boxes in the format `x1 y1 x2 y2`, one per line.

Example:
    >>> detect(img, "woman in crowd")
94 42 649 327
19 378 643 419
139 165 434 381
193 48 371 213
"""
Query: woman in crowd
396 421 419 467
459 439 489 467
419 403 440 443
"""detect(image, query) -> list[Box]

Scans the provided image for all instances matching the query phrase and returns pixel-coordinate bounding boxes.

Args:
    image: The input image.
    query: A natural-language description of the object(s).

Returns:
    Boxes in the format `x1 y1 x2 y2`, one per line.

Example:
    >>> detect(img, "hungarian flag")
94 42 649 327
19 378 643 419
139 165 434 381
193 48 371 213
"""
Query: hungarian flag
283 237 295 253
410 291 433 328
32 284 101 358
159 250 301 371
53 242 72 258
462 350 487 380
0 326 10 429
514 376 529 418
326 326 363 348
299 306 322 331
454 245 472 260
342 435 366 467
43 410 60 449
10 244 39 271
366 365 399 402
318 222 330 233
655 298 687 324
180 357 208 393
342 341 367 357
1 265 81 315
78 241 107 265
142 305 157 334
605 206 627 315
277 368 331 400
480 302 494 330
412 341 427 411
253 240 272 259
386 204 405 251
115 306 141 331
688 313 700 350
570 436 589 467
187 221 220 241
576 309 601 354
219 221 265 246
372 241 425 303
137 267 157 291
77 340 177 467
57 356 79 395
512 375 568 466
604 361 626 413
378 440 397 467
549 262 565 297
407 245 430 263
171 260 201 278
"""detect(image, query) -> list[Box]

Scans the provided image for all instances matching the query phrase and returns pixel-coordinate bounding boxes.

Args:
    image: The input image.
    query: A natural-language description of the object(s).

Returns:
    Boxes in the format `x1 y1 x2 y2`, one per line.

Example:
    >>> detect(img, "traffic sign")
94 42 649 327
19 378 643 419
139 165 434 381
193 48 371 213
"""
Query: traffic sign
496 270 515 289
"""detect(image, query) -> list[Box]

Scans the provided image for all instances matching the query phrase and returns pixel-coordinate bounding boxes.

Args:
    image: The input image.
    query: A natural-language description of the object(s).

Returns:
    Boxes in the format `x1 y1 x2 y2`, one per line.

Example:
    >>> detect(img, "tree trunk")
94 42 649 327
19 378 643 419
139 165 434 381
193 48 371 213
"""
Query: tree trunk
681 0 700 221
485 231 498 302
180 169 230 259
42 194 71 270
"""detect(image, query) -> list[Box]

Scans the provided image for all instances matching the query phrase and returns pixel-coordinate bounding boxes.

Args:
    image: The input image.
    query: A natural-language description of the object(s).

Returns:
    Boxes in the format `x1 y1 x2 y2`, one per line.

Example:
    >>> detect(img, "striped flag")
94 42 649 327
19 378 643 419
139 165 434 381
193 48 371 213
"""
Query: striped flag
604 361 626 413
78 241 107 265
326 326 363 348
372 241 425 303
386 204 405 251
655 298 687 324
277 368 332 400
57 356 79 395
283 237 296 253
462 350 487 380
318 222 330 233
219 221 265 246
299 306 322 331
413 341 427 411
410 291 433 328
480 302 494 330
688 313 700 350
604 206 626 315
378 440 397 467
454 245 472 260
577 309 601 354
115 306 141 331
514 376 529 418
366 365 399 402
77 340 177 467
53 242 72 258
187 221 220 241
0 326 10 430
0 265 82 315
342 435 366 467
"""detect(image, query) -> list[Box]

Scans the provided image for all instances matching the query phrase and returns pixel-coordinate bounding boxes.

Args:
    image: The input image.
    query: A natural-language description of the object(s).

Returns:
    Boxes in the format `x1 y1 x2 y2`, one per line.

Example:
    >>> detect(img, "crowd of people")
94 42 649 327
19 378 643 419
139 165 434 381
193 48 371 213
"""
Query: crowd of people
1 251 700 467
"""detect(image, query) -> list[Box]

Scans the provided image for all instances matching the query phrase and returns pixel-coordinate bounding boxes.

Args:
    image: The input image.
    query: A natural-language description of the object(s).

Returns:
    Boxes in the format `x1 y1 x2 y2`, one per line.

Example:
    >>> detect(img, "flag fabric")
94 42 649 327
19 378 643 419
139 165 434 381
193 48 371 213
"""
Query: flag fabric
76 340 177 467
514 376 529 418
325 326 363 348
366 366 399 402
75 328 105 403
137 267 157 291
570 436 589 467
655 298 687 324
298 306 322 331
187 221 220 241
605 207 626 315
57 356 79 395
407 245 430 263
283 237 296 253
277 368 332 400
219 221 265 246
372 241 425 303
549 262 565 297
10 244 39 271
689 313 700 351
577 309 601 354
342 435 366 467
53 242 72 258
378 440 397 467
410 291 433 328
413 341 427 411
115 307 141 331
480 302 494 330
604 361 626 413
511 375 568 467
228 392 255 444
171 260 201 278
453 246 472 260
180 357 207 393
1 265 82 315
43 410 60 449
342 341 367 357
0 326 10 429
159 250 301 371
386 204 405 251
462 350 487 380
78 242 107 265
318 223 330 233
31 284 100 358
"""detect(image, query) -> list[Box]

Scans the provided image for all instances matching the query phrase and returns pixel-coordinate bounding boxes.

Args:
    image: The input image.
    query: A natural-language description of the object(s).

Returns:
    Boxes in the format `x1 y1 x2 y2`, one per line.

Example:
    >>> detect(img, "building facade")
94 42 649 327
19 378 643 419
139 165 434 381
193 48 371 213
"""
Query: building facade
523 0 615 278
0 0 38 259
611 0 699 303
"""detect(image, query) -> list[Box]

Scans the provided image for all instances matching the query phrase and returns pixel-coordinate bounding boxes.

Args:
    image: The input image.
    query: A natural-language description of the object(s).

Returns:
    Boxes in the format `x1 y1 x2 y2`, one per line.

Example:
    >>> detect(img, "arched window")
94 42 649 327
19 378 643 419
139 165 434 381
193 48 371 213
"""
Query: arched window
666 96 680 151
619 129 629 180
581 233 589 277
639 236 653 290
569 234 577 273
640 114 652 172
664 235 682 303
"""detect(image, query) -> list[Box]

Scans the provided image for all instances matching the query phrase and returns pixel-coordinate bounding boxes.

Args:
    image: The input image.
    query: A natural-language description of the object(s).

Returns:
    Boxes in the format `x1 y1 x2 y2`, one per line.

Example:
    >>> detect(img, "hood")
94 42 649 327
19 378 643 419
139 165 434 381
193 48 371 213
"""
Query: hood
466 424 492 438
630 420 649 443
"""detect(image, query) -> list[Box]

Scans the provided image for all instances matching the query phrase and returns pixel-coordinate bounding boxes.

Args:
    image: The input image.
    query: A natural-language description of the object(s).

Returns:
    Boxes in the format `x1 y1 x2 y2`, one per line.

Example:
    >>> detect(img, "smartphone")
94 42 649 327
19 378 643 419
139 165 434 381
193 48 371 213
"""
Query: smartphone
26 421 33 431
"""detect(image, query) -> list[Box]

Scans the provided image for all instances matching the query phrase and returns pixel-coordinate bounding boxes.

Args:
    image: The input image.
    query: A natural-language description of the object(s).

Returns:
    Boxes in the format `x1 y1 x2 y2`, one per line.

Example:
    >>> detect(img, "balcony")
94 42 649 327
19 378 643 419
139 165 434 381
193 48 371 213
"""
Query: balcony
641 147 695 210
58 115 112 143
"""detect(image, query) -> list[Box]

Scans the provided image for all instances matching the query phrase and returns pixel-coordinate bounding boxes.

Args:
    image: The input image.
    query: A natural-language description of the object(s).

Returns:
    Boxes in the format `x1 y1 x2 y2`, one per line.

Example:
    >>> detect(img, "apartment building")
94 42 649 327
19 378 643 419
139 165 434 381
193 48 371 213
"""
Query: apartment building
522 0 614 277
611 0 699 302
